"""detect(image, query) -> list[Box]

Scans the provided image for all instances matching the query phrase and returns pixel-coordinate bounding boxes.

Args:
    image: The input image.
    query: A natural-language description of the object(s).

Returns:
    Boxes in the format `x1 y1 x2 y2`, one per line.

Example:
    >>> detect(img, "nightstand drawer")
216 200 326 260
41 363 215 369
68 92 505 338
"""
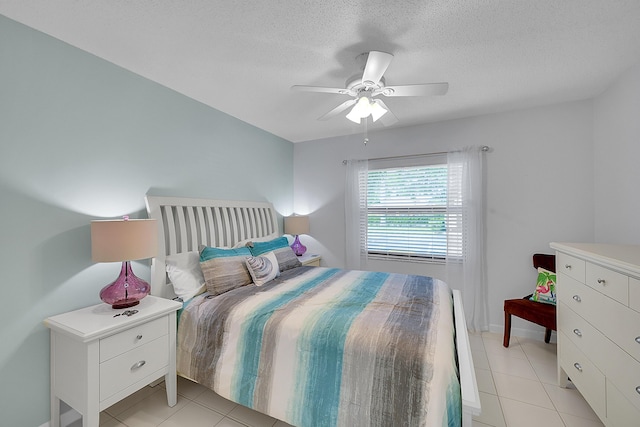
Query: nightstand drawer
557 252 585 283
100 334 169 400
100 317 168 362
559 331 605 418
586 262 628 305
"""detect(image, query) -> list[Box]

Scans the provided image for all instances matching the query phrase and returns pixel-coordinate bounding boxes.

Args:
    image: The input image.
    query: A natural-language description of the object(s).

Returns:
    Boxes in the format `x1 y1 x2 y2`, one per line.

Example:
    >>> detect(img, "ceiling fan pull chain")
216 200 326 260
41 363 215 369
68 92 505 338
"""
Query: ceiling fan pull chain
364 117 369 145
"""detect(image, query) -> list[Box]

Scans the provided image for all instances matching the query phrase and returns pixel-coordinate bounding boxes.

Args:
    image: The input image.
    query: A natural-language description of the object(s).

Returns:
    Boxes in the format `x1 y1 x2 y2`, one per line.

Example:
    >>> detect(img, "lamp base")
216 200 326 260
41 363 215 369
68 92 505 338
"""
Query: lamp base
290 235 307 256
100 261 150 309
111 300 140 309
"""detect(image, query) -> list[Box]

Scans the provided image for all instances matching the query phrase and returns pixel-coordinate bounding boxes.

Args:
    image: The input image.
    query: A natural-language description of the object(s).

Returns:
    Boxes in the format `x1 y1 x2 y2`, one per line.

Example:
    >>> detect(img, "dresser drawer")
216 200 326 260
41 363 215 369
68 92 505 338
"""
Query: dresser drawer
557 252 585 283
586 262 628 305
558 331 606 418
560 275 640 364
607 304 640 365
557 274 605 327
100 335 169 400
606 339 640 412
100 317 168 362
557 302 610 369
630 277 640 314
607 380 640 427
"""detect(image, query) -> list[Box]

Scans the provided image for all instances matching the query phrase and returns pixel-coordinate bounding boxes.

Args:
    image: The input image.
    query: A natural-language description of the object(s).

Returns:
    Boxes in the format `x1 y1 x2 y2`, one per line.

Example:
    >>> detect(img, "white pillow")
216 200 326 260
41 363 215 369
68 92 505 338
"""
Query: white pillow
245 251 280 286
232 232 280 249
165 251 206 300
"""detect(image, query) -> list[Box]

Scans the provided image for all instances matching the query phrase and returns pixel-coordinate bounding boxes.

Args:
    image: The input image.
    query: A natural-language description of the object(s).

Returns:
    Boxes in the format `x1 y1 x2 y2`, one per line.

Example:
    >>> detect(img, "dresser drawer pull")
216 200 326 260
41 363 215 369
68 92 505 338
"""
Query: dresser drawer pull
136 335 143 340
573 362 583 372
572 295 582 302
636 336 640 344
565 264 572 270
636 386 640 395
131 360 146 370
597 278 606 284
573 329 582 337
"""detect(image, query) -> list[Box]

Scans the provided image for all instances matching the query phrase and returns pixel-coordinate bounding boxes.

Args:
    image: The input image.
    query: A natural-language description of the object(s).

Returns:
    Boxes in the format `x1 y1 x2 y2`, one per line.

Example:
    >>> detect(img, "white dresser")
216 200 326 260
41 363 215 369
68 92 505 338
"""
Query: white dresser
551 242 640 426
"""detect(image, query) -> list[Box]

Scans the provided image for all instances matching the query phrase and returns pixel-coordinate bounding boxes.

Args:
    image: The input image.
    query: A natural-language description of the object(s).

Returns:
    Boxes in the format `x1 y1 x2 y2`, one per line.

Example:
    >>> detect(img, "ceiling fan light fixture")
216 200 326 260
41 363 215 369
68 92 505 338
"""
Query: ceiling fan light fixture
354 96 373 118
346 106 362 123
370 100 388 122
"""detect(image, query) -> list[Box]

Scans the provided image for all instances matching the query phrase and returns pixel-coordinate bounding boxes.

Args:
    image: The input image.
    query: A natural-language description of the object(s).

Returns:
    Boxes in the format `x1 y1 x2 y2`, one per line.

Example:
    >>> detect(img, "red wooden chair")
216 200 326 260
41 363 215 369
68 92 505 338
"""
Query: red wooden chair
503 254 556 347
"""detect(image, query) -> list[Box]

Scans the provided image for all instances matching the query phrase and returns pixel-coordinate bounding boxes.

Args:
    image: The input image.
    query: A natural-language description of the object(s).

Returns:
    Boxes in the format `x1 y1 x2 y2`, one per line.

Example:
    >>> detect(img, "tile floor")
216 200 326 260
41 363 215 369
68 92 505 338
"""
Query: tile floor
470 332 603 427
83 332 603 427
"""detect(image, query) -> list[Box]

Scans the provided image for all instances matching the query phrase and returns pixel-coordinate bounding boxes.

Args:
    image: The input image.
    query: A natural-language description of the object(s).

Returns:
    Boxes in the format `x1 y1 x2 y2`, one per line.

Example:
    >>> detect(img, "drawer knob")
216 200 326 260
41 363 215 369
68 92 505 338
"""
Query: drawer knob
597 278 606 284
572 295 582 302
136 335 143 340
635 336 640 344
131 360 146 370
574 362 583 372
636 386 640 395
565 264 572 270
573 329 582 337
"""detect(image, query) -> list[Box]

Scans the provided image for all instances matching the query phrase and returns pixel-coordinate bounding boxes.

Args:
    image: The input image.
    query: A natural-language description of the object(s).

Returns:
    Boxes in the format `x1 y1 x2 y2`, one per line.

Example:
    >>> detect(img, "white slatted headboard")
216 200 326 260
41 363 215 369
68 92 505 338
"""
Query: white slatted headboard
145 195 279 299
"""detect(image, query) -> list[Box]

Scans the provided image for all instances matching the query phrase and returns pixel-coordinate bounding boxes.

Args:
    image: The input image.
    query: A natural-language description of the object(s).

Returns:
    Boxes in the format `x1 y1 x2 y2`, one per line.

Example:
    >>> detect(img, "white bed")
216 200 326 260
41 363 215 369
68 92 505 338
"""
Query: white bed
145 194 481 426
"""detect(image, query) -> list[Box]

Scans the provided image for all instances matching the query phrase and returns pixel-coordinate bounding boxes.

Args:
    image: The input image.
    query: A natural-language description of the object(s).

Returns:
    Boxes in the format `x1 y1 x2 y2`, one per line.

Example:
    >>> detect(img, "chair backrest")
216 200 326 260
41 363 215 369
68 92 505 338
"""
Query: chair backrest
533 253 556 273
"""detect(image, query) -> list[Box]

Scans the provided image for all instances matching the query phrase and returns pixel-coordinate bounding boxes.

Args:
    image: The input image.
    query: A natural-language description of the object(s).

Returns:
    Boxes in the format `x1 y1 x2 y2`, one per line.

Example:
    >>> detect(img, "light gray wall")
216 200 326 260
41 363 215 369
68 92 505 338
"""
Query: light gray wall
0 16 293 427
293 101 595 336
593 60 640 244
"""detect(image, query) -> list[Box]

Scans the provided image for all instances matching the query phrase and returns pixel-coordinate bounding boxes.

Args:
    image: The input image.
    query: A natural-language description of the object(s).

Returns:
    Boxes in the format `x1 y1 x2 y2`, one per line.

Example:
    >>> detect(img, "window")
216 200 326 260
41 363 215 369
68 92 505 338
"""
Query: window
366 156 462 263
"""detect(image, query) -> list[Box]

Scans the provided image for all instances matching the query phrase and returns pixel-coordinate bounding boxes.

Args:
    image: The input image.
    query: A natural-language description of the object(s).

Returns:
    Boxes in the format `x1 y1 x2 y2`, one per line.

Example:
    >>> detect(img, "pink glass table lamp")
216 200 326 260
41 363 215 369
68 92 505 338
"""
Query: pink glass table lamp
284 215 310 256
91 217 158 309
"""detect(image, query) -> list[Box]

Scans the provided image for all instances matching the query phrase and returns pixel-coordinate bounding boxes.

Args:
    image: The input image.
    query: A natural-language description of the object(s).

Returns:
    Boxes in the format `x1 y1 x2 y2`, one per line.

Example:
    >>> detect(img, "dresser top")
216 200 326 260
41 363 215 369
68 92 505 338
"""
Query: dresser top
550 242 640 277
44 295 181 341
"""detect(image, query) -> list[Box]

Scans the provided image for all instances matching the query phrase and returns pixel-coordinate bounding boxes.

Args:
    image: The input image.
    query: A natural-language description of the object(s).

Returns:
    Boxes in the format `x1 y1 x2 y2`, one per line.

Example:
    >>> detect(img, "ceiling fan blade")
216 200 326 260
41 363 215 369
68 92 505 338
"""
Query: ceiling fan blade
362 51 394 87
291 85 352 95
374 100 398 126
381 82 449 97
318 99 357 121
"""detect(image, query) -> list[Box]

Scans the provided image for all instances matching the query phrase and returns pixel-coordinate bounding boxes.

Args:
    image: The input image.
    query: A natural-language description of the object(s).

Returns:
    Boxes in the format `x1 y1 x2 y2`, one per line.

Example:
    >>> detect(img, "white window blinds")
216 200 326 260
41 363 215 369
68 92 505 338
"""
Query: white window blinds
366 155 462 262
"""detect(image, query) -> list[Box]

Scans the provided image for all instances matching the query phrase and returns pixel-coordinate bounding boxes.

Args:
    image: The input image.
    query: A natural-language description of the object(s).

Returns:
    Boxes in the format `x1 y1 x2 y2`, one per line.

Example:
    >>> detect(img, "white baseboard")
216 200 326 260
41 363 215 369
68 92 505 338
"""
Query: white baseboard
39 407 82 427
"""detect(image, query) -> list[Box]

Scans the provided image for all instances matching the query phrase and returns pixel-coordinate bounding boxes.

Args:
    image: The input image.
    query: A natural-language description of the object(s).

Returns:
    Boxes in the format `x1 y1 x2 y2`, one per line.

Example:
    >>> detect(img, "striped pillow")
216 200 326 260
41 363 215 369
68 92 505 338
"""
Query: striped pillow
247 237 302 272
245 251 280 286
200 246 252 295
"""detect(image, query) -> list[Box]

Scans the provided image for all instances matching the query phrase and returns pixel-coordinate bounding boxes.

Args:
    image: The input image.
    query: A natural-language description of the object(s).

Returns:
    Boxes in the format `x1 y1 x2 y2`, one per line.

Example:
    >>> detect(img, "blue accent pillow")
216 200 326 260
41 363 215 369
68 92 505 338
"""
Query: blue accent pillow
199 246 253 295
200 246 251 261
247 237 289 256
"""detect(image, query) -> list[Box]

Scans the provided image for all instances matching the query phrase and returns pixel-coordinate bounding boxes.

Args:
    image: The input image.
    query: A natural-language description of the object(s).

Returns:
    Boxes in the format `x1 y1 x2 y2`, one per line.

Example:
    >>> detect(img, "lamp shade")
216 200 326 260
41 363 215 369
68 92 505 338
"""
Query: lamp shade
91 219 158 262
91 218 158 309
284 215 310 236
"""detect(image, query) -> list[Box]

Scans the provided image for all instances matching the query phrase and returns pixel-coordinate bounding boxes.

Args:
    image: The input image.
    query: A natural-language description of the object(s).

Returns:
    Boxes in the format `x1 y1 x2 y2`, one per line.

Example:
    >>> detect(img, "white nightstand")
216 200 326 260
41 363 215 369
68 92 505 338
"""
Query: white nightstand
299 253 322 267
44 295 182 427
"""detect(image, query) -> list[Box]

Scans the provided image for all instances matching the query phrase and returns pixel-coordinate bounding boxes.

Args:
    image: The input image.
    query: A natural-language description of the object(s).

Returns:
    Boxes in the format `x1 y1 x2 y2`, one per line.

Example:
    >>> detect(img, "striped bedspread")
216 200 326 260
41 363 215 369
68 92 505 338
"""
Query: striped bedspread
177 266 461 427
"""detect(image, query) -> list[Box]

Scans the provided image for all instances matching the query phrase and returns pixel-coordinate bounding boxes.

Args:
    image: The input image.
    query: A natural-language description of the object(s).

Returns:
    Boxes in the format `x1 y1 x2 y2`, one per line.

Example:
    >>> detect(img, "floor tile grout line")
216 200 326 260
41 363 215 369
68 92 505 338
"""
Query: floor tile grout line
481 335 567 427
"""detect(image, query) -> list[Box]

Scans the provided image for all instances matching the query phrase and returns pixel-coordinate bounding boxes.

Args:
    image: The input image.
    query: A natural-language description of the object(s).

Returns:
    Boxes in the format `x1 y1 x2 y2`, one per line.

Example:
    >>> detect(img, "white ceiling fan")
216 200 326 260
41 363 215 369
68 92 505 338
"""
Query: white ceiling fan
292 51 449 126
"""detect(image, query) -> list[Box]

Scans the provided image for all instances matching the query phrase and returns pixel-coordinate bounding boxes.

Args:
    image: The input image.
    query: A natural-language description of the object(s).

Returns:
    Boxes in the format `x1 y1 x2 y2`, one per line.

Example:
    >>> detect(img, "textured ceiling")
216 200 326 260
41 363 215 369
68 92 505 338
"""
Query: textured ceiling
2 1 640 142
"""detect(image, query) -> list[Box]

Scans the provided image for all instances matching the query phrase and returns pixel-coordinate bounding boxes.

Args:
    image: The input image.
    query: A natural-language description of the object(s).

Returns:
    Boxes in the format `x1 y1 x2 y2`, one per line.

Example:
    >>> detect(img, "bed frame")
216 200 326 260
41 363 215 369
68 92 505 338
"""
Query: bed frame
145 194 481 426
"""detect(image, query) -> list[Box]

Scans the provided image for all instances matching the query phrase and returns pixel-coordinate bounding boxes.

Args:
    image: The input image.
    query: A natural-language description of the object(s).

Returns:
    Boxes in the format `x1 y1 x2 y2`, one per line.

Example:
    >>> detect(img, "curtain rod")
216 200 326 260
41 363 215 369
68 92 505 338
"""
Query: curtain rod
342 145 490 165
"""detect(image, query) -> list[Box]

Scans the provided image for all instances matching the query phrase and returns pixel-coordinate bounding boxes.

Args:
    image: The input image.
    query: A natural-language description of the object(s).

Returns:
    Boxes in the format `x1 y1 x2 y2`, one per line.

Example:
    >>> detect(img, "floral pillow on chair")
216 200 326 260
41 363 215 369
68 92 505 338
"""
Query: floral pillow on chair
530 267 557 305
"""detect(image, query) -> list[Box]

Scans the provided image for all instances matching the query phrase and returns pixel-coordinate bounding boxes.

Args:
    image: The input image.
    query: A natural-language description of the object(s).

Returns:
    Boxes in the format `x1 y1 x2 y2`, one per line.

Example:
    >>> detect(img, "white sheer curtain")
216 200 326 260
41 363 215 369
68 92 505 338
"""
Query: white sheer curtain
344 159 368 270
446 146 489 332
